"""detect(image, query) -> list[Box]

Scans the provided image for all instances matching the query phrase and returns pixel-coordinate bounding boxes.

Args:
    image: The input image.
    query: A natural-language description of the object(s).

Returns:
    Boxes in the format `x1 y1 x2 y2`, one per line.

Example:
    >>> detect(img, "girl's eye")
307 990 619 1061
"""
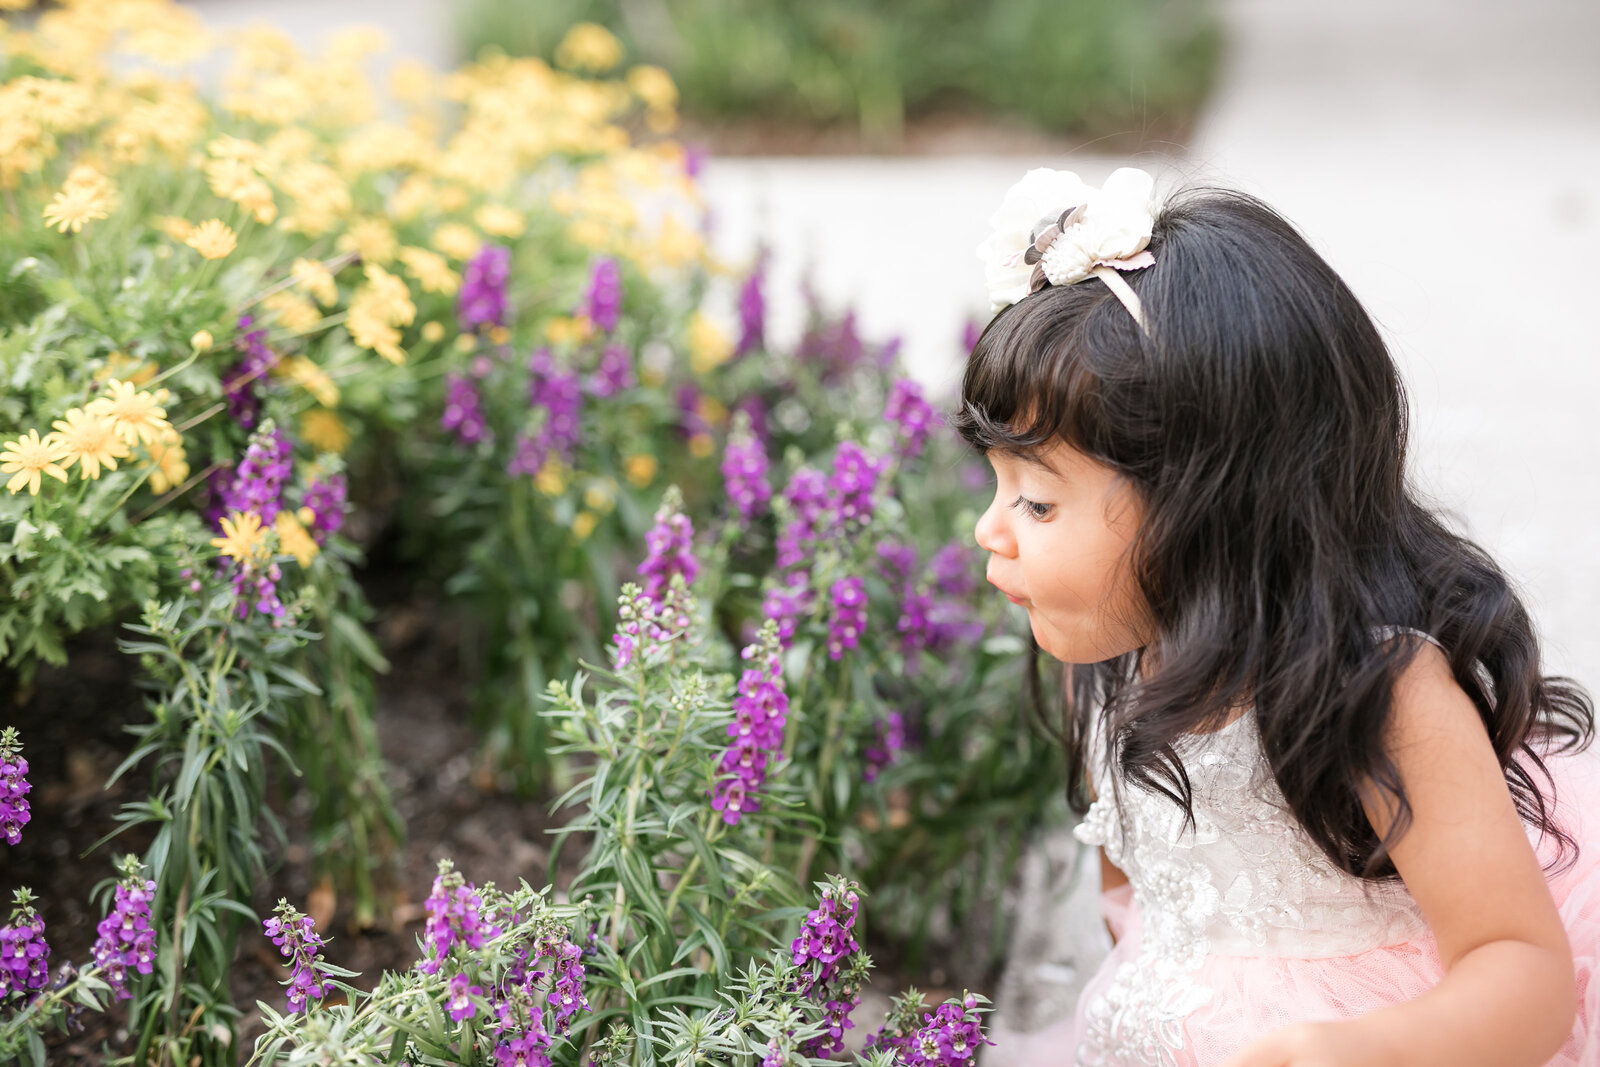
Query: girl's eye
1010 495 1054 521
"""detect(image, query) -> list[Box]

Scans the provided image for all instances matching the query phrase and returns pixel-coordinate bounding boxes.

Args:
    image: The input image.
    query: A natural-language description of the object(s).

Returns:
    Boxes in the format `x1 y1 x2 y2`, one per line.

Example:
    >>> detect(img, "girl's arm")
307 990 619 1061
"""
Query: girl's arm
1086 778 1131 946
1229 637 1576 1066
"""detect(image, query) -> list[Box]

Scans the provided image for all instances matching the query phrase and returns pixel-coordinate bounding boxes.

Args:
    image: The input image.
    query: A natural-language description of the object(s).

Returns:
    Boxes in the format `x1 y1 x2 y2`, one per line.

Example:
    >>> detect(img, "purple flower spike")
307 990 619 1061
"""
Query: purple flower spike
459 245 512 333
863 711 907 783
776 467 829 570
220 421 293 525
709 621 788 826
637 487 699 604
302 473 347 544
587 342 635 397
790 880 863 1058
91 863 156 1001
262 901 331 1014
735 251 768 357
442 372 492 446
582 257 622 333
721 411 771 525
417 860 502 976
0 894 49 1000
222 315 280 431
826 576 866 661
885 378 937 461
0 729 30 846
761 573 814 651
825 441 886 528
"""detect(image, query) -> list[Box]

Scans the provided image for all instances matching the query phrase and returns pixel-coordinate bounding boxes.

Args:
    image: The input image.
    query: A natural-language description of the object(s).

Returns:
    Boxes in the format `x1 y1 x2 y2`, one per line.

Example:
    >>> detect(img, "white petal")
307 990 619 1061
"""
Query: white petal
989 168 1095 234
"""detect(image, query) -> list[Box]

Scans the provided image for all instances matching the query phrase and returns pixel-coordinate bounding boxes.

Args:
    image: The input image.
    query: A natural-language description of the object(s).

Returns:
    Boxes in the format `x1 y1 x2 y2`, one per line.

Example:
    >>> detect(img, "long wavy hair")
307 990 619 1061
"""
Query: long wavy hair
952 186 1594 880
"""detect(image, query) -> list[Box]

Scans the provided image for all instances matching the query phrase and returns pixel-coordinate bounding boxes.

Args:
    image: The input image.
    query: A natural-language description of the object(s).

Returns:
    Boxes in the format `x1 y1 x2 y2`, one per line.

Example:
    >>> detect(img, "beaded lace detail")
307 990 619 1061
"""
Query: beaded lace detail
1070 627 1441 1066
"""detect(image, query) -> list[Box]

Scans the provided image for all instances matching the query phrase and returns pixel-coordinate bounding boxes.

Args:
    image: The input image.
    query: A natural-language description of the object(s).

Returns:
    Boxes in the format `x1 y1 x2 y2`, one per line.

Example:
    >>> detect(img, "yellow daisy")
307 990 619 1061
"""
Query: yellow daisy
274 510 319 567
397 246 460 295
185 218 237 259
623 452 657 488
211 511 268 566
48 407 129 480
1 429 69 496
291 257 338 306
145 432 190 494
555 22 623 73
86 379 171 445
42 175 113 233
300 409 350 454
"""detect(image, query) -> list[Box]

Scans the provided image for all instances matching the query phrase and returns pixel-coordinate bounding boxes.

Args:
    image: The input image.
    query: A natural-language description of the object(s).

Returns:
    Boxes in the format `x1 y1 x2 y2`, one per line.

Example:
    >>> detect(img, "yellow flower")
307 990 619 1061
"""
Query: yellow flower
473 203 524 238
191 329 214 352
397 246 460 295
158 216 196 242
185 218 237 259
300 409 350 454
291 257 339 306
42 164 115 233
688 311 732 373
275 356 339 408
48 407 129 481
421 321 445 343
571 510 598 542
627 65 677 112
688 432 714 459
145 431 190 494
274 510 319 567
431 222 481 261
262 291 322 333
623 452 656 488
337 217 398 266
489 325 511 345
544 315 595 346
211 511 268 566
583 478 616 513
535 458 567 496
555 22 623 73
86 379 171 445
655 213 703 270
347 264 416 364
1 429 69 496
94 351 156 386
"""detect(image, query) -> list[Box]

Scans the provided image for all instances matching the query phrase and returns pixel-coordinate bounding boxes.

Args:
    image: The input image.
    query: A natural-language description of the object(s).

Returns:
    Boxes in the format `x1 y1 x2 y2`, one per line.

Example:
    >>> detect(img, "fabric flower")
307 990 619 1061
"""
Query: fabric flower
976 167 1156 312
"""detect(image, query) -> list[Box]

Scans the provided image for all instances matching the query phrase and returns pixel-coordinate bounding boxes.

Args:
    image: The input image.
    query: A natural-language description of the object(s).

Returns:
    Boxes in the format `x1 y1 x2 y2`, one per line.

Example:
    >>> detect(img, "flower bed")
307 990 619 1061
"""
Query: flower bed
0 3 1064 1063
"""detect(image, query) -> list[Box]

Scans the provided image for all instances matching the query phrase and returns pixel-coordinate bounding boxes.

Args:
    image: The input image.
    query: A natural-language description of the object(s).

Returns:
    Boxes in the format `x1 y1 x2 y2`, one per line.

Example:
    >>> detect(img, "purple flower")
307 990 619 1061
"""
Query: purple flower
911 994 995 1065
0 728 30 846
220 422 292 525
262 902 331 1013
885 378 937 461
862 711 907 783
825 441 886 528
442 372 492 446
0 894 48 1000
789 881 862 1058
459 245 512 333
582 257 622 333
92 866 156 1001
447 972 482 1022
798 309 865 384
876 540 919 589
221 315 279 431
776 466 828 570
301 473 347 544
508 348 583 478
587 342 635 397
489 929 587 1064
825 576 866 661
962 317 983 353
760 573 813 650
721 412 771 525
417 860 502 976
929 541 978 598
709 623 788 826
735 251 768 357
637 487 698 604
676 384 710 442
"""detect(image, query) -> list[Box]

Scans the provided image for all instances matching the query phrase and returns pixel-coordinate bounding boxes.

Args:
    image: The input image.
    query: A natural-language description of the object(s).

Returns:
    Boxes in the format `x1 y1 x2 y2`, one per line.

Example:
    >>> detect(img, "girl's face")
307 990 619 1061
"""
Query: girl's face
974 440 1152 663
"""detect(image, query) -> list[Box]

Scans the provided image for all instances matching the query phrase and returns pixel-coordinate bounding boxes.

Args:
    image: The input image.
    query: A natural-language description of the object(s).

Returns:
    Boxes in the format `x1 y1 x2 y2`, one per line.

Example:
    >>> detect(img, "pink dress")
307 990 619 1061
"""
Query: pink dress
1054 629 1600 1065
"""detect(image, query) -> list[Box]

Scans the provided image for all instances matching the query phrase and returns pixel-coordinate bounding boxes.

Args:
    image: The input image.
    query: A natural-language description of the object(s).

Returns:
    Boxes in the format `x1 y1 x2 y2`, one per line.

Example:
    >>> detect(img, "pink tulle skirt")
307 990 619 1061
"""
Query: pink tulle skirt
996 744 1600 1066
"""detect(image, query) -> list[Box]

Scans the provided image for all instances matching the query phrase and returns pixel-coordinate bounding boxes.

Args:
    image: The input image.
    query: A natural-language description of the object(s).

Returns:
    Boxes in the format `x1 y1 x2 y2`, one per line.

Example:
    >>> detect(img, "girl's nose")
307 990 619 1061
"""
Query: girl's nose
974 496 1015 558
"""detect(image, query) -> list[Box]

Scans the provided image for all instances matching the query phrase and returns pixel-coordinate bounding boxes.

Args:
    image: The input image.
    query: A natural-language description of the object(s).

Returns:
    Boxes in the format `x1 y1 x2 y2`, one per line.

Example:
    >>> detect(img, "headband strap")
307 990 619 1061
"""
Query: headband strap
1090 265 1148 334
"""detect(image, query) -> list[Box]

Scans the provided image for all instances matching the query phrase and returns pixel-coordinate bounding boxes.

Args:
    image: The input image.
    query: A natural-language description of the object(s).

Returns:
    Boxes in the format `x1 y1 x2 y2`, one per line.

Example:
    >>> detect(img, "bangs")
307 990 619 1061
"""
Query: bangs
951 285 1128 462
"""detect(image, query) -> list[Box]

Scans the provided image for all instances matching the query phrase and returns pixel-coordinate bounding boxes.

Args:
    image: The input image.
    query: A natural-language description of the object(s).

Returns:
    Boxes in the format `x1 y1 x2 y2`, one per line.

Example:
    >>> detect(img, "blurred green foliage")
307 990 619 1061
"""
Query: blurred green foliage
458 0 1224 146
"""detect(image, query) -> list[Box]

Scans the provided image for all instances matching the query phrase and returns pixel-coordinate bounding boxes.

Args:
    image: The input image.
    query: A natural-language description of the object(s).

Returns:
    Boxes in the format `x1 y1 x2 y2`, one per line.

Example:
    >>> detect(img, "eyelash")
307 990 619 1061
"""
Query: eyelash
1011 495 1054 521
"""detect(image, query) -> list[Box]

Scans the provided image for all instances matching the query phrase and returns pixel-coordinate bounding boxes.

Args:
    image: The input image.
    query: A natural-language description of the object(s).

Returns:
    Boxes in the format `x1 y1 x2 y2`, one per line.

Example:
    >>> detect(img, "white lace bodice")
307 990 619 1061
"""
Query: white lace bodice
1068 627 1445 1064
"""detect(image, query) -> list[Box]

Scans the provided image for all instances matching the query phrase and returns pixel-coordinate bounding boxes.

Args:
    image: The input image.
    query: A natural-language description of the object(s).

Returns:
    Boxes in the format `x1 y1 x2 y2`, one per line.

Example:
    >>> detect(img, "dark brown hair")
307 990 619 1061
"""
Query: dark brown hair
952 186 1593 880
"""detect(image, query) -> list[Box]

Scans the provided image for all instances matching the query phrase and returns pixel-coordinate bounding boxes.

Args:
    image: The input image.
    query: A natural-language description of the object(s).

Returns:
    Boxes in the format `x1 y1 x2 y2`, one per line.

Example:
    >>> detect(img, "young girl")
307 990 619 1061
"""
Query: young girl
957 167 1600 1066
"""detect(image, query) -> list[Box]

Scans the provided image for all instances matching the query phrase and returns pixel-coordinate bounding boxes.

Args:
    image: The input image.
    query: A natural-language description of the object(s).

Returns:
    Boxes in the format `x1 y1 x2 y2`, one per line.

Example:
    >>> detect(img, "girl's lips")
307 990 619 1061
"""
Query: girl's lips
988 578 1028 605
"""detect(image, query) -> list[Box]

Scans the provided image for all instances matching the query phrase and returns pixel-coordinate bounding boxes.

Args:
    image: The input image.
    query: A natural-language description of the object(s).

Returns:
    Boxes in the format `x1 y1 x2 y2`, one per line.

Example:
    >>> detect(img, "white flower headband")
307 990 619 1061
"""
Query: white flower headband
975 166 1157 332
